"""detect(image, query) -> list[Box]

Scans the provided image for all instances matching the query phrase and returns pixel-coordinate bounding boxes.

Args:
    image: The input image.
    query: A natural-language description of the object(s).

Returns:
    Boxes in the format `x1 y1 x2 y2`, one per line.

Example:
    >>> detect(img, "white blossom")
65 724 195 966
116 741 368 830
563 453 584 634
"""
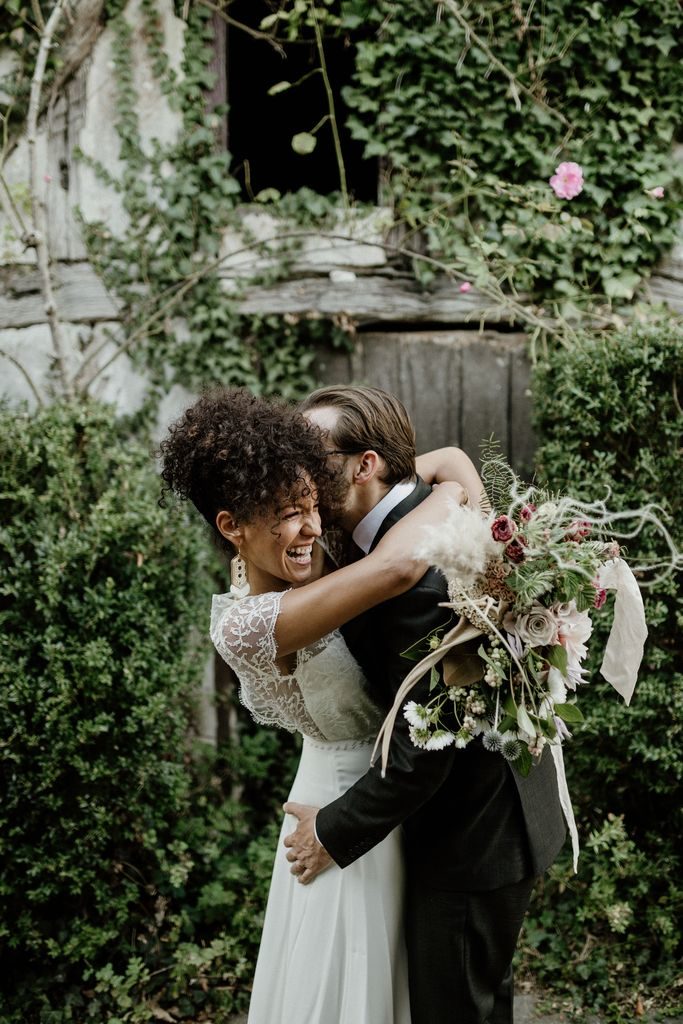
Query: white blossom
408 725 431 749
403 701 432 728
425 730 456 751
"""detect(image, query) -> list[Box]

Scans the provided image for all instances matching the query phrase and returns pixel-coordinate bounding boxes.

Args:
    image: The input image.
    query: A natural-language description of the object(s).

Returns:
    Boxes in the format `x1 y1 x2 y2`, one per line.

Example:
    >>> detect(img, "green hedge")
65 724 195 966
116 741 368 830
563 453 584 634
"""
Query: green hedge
0 400 297 1022
521 321 683 1019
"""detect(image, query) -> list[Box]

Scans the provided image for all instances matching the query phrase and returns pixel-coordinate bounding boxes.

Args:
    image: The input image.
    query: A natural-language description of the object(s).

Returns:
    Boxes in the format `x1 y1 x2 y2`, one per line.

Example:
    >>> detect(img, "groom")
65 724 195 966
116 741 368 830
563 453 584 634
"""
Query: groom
284 384 566 1024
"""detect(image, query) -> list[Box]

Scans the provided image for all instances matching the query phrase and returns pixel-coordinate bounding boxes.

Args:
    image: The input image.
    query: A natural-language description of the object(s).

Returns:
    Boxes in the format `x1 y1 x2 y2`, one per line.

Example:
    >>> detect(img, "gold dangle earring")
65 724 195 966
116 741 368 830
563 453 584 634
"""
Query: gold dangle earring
229 549 250 599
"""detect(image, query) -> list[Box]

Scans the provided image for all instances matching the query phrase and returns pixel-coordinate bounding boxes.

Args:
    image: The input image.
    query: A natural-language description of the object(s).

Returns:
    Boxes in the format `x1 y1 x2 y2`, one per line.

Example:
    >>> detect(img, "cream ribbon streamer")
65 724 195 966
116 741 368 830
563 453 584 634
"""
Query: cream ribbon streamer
550 742 579 872
597 557 648 705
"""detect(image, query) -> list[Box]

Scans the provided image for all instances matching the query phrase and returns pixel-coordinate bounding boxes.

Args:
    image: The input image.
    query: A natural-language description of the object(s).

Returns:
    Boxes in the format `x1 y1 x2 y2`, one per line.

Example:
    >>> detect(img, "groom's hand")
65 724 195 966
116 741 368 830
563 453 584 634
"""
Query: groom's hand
283 802 334 885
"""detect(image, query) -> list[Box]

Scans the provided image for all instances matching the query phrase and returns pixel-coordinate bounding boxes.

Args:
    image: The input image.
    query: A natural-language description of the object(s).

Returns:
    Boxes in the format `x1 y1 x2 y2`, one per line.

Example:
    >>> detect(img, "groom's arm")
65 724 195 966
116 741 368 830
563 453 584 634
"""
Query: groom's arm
312 579 457 868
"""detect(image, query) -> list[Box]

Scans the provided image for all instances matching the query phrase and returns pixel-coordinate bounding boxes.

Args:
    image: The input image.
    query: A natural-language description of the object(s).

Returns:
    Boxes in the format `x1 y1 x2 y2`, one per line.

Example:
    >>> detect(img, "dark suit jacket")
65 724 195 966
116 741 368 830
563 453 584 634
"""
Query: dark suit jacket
315 479 567 890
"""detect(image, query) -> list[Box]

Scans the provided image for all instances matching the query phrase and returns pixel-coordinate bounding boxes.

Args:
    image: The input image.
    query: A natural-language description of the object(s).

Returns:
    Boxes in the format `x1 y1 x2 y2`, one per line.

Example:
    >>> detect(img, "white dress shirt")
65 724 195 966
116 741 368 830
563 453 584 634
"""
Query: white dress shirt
351 480 418 554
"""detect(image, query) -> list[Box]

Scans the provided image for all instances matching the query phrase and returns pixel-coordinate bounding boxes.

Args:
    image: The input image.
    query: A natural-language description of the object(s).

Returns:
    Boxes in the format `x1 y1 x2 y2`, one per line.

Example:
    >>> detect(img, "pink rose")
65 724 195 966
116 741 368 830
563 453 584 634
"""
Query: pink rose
549 161 584 200
491 515 516 543
505 537 527 563
459 281 472 293
520 503 536 522
647 186 664 199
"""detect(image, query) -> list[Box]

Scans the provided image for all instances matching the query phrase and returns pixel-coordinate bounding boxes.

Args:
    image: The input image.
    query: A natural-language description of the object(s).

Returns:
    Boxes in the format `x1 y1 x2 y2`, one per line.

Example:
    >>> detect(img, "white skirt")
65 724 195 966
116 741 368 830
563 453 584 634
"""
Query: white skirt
247 736 411 1024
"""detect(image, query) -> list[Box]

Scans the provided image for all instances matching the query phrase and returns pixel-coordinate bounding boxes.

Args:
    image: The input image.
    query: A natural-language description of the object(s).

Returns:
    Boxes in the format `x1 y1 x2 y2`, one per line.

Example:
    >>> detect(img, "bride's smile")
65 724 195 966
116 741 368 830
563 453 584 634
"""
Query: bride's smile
236 478 323 592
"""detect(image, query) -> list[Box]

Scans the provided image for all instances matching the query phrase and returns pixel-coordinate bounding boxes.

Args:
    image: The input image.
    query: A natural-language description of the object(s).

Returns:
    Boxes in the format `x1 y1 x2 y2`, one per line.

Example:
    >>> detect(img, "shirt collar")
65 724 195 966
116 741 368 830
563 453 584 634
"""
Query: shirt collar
352 480 417 554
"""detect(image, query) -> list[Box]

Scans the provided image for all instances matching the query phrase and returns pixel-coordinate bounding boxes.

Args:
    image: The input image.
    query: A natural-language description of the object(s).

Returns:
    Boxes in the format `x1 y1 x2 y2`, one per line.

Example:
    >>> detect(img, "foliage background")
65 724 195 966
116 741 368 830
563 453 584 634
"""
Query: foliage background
0 0 681 1021
524 322 683 1020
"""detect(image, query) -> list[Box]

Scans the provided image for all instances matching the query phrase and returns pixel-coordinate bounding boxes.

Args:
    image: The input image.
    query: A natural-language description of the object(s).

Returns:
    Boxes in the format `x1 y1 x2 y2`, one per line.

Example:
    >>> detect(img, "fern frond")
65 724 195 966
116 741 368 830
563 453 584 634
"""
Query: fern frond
479 435 518 515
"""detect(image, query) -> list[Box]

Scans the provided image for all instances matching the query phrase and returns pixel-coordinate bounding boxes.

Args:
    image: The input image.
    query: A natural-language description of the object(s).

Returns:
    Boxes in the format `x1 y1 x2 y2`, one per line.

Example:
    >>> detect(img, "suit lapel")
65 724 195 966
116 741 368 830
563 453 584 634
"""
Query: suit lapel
368 477 432 551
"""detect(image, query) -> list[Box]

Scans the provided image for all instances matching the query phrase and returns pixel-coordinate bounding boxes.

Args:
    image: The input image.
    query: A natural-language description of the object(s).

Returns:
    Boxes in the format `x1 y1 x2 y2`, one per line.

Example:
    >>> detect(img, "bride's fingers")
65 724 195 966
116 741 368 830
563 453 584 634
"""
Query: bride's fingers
285 850 298 863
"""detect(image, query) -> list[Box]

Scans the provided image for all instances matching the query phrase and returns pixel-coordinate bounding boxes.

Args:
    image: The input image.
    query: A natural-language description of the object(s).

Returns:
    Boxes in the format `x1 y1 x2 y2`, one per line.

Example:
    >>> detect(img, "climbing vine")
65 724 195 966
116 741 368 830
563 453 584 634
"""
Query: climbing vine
1 0 681 402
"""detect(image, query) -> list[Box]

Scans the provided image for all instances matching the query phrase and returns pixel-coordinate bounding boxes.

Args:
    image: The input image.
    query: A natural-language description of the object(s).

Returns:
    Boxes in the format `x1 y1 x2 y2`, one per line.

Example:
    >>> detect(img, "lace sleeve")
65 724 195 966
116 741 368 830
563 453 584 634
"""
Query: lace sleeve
210 591 323 737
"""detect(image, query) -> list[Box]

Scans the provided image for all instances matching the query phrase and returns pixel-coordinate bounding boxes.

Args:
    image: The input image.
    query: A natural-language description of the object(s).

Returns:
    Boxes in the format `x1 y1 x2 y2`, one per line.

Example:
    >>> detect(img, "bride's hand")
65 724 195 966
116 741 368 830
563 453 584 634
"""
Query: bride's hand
372 480 467 573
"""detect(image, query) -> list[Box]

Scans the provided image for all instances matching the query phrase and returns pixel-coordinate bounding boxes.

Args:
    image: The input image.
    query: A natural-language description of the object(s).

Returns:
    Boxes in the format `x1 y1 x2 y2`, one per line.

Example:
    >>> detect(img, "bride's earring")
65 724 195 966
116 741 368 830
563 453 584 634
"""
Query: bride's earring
229 551 250 599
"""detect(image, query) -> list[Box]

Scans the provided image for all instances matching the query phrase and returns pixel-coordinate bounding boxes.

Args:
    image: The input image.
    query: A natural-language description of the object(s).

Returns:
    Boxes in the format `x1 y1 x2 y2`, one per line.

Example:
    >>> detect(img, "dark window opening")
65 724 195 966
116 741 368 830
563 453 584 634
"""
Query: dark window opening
226 1 378 202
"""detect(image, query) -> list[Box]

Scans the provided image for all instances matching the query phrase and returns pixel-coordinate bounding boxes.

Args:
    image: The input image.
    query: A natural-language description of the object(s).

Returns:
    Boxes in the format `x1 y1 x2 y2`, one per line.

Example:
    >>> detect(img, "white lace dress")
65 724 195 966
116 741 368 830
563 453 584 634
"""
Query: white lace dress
210 590 411 1024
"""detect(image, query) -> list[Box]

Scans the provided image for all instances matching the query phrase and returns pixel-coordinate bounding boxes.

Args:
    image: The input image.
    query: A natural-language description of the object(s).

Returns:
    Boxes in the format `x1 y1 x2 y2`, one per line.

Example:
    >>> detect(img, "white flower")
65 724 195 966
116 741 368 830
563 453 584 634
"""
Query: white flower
425 730 456 751
505 604 558 648
414 503 500 588
408 725 431 748
547 666 568 704
553 715 572 740
454 731 472 749
553 601 592 664
403 701 432 728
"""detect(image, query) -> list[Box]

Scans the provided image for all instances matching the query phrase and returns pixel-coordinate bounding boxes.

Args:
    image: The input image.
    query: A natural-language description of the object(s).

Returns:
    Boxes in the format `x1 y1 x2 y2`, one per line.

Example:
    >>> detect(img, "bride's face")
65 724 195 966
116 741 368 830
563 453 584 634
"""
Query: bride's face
239 481 322 591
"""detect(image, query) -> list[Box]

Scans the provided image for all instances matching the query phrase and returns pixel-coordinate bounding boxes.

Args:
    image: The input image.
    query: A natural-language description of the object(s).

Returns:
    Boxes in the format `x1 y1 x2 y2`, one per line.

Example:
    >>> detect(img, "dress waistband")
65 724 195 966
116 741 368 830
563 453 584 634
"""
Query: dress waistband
301 734 376 752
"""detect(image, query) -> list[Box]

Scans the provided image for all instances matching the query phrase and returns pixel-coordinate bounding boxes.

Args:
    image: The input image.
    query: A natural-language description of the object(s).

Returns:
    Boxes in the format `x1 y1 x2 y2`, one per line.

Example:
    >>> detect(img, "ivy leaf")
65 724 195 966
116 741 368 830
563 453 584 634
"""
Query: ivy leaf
291 132 317 155
603 272 641 300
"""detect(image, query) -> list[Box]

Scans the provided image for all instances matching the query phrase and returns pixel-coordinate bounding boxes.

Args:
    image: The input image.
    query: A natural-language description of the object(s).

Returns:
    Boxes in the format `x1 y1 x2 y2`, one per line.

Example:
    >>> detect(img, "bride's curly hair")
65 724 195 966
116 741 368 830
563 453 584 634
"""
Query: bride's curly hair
158 387 343 551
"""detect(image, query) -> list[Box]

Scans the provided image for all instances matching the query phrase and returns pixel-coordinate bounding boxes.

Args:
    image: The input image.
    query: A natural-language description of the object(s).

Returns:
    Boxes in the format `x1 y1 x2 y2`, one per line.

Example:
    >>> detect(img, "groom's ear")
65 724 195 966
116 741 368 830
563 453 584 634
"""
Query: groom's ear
352 450 382 484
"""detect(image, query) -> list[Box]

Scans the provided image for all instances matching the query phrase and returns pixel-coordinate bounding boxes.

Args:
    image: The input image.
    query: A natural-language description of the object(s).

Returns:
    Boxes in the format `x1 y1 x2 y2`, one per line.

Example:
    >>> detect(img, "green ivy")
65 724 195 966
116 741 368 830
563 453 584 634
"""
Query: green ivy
341 0 682 309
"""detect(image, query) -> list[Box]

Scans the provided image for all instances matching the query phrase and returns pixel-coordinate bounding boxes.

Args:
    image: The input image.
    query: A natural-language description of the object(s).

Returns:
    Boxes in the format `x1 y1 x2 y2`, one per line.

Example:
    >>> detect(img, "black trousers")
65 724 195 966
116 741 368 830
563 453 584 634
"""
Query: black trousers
405 874 536 1024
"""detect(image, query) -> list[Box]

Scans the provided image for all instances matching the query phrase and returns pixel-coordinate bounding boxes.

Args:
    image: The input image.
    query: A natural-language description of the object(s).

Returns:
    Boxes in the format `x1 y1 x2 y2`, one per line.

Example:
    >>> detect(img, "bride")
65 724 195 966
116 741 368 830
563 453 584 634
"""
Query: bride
159 386 477 1024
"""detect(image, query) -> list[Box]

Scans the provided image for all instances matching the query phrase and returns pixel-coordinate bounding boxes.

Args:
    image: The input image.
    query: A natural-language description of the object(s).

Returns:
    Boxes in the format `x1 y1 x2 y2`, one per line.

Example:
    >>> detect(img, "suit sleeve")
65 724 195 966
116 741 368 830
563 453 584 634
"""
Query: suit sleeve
315 581 456 868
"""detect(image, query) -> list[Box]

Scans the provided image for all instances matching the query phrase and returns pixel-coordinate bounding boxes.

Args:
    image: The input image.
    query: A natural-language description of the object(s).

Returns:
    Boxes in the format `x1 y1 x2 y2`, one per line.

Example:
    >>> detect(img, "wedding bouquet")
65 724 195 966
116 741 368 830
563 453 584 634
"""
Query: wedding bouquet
373 444 654 780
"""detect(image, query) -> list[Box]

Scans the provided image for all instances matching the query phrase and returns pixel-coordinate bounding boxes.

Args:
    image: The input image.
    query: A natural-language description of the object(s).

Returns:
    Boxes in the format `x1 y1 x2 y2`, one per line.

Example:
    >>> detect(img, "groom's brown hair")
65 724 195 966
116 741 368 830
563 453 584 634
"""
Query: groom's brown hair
299 385 416 486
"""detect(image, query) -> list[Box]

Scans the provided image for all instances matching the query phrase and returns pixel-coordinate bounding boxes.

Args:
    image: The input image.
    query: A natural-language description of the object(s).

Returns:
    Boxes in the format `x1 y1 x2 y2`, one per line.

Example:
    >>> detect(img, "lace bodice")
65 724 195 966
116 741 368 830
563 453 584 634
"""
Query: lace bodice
210 590 382 741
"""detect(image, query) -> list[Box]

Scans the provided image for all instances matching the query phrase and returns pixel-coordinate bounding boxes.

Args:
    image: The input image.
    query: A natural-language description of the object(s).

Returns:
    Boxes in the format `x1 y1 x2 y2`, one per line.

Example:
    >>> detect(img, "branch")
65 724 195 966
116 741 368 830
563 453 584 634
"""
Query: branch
309 0 348 210
0 349 44 406
440 0 573 132
0 171 30 243
26 0 74 398
196 0 286 56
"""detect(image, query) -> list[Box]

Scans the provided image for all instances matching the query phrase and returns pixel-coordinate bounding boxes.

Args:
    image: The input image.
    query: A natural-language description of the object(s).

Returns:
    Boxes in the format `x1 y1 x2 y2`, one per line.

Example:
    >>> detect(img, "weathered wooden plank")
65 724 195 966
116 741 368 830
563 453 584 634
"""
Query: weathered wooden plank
236 274 510 325
313 329 531 466
460 336 512 466
509 343 536 476
397 334 461 452
313 344 353 387
0 262 119 327
647 274 683 314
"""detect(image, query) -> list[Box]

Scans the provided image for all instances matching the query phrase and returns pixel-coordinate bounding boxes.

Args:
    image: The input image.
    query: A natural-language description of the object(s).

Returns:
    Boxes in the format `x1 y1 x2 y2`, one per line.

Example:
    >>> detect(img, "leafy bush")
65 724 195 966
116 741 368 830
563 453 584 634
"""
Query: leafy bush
520 321 683 1019
0 400 299 1022
343 0 682 304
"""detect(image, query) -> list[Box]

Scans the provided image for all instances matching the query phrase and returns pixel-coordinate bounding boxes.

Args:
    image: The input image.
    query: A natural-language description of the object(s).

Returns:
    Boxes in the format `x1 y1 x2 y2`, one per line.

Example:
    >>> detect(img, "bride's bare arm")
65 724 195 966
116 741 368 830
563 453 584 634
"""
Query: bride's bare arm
416 446 487 510
274 480 466 655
